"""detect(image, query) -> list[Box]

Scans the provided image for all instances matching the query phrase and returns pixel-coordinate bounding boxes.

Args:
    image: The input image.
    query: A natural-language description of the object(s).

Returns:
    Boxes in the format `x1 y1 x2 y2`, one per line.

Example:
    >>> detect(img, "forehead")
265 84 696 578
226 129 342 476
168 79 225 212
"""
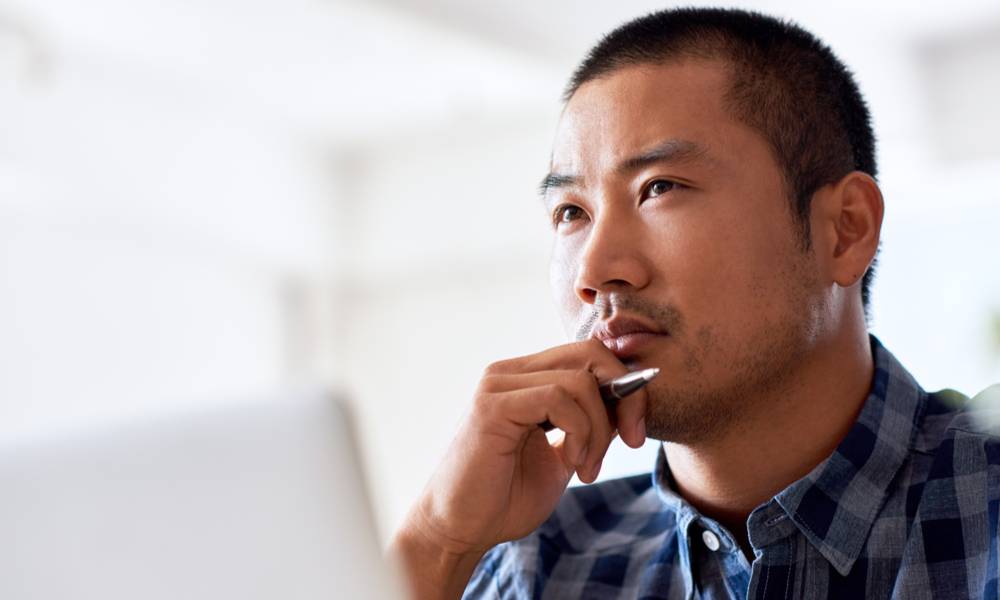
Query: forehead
551 60 748 176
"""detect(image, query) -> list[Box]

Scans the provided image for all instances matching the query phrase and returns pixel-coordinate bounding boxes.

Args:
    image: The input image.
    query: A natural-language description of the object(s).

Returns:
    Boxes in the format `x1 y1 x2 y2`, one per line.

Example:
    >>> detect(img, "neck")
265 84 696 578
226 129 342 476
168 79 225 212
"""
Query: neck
664 326 874 553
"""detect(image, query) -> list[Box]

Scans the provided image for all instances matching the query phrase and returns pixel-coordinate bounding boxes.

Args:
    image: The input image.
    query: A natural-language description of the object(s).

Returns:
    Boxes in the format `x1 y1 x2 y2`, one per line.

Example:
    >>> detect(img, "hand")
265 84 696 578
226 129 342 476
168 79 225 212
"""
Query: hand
389 339 648 599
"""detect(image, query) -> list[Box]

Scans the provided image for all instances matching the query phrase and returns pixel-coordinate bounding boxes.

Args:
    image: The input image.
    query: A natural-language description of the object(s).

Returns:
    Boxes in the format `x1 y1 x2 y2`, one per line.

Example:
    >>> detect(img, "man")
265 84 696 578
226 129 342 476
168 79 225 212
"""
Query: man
389 8 1000 599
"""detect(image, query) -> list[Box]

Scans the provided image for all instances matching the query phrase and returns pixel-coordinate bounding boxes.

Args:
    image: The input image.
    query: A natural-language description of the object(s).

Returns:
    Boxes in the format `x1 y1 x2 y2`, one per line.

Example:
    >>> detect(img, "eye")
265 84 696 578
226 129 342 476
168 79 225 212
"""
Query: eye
553 204 586 227
642 179 677 200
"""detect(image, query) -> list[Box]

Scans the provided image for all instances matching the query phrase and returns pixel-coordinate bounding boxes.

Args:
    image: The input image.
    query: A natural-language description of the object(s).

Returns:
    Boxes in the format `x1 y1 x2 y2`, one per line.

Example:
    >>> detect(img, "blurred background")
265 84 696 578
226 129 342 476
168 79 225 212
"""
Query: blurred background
1 0 998 543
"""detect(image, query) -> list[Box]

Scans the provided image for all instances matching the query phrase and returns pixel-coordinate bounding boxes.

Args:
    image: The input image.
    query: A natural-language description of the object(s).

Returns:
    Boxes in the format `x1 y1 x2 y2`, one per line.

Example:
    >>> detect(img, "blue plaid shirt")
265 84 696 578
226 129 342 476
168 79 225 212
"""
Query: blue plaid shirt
463 337 1000 599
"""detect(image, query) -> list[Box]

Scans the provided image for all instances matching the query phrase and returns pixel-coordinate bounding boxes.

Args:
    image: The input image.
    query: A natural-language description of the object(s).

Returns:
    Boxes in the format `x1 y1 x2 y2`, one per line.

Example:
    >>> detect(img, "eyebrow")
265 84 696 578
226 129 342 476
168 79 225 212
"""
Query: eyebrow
538 138 709 197
537 173 581 196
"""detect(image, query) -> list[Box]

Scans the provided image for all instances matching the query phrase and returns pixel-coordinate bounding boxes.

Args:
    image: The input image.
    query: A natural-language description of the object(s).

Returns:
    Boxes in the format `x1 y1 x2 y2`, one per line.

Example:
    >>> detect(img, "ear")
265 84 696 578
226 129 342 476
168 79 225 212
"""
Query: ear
811 171 884 289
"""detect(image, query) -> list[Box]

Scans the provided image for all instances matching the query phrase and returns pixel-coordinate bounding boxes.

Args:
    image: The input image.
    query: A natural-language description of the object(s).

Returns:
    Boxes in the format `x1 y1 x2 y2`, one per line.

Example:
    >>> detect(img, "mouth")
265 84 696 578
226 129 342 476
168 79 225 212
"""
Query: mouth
589 317 668 361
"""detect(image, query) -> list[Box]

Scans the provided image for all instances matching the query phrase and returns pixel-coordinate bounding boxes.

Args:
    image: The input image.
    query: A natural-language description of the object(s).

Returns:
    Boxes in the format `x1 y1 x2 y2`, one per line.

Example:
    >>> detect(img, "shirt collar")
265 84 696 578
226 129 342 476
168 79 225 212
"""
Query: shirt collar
774 335 926 575
650 335 927 576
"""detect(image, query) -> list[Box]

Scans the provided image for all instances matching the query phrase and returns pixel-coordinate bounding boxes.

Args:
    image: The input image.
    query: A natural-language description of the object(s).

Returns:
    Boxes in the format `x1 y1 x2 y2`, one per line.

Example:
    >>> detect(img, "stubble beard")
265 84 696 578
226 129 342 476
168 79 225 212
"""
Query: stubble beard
643 316 812 444
643 255 822 445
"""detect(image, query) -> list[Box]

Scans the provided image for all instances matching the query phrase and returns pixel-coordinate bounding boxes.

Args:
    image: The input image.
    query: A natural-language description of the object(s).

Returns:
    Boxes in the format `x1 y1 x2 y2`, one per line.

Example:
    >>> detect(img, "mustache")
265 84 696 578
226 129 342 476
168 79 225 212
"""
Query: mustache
574 293 685 341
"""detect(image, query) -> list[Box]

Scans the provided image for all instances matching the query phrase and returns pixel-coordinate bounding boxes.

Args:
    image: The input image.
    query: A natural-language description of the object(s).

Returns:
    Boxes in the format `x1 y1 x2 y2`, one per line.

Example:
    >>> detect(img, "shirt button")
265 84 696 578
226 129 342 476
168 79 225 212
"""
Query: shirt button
701 530 721 552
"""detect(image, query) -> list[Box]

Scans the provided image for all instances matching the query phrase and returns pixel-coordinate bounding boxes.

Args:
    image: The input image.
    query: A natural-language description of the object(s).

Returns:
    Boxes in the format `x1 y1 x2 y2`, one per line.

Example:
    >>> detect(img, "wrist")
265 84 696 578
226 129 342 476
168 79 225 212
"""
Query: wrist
389 519 486 600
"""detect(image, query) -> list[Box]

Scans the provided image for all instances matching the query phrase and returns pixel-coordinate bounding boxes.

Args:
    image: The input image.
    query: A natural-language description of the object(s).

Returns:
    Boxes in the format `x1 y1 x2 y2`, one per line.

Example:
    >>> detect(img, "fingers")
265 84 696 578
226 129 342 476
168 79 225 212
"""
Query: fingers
479 369 616 481
484 385 592 472
485 338 628 382
614 387 648 449
483 340 649 451
476 338 649 482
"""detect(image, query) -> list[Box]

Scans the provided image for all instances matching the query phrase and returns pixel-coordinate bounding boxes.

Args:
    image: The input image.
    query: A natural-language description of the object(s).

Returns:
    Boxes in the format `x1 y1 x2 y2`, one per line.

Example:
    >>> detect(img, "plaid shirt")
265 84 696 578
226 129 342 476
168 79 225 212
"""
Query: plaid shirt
463 337 1000 599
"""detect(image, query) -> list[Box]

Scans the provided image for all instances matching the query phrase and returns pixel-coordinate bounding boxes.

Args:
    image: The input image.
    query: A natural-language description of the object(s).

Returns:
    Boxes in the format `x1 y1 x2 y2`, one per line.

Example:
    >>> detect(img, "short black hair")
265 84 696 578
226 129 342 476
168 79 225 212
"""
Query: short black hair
565 7 879 317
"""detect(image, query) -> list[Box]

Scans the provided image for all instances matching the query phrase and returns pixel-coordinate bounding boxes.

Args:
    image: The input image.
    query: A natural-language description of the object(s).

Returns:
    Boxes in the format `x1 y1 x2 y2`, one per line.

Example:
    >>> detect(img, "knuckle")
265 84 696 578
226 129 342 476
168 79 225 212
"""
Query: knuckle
541 383 570 403
583 355 605 375
477 373 500 393
572 369 597 390
482 360 509 377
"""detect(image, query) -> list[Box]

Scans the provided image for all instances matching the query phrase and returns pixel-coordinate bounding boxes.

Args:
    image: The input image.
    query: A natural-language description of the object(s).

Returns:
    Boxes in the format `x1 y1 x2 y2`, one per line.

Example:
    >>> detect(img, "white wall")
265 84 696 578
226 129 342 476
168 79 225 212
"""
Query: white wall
0 39 339 439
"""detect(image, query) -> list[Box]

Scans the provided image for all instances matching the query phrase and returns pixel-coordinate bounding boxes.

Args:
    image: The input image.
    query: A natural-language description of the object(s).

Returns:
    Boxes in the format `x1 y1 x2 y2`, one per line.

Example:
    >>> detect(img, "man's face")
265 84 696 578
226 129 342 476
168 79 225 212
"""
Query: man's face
545 60 827 442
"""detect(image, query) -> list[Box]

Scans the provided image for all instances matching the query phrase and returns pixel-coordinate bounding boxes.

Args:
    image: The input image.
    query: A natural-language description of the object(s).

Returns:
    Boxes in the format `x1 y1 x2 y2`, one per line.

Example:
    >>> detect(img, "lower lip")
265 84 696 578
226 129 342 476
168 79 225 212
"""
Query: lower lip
601 332 666 359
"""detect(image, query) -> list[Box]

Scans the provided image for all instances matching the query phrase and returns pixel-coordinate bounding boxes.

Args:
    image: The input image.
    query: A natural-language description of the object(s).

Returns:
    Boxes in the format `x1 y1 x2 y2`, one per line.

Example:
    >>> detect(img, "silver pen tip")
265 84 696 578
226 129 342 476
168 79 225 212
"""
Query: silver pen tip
642 368 660 379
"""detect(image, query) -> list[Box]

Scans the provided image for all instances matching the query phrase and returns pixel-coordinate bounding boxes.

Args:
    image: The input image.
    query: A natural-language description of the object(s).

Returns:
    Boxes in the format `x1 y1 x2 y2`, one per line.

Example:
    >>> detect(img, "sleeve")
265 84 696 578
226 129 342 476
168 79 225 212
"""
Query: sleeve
462 544 508 599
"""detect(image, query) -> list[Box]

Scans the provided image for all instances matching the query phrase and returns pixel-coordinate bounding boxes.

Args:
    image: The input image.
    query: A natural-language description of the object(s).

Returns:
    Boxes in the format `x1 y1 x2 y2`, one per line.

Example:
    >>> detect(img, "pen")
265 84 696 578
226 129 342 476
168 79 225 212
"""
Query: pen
539 367 660 432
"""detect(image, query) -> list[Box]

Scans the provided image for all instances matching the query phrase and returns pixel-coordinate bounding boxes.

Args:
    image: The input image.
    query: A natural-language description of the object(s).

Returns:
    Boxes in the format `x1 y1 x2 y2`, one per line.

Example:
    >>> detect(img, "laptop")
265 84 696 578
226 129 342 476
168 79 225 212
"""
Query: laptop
0 392 406 600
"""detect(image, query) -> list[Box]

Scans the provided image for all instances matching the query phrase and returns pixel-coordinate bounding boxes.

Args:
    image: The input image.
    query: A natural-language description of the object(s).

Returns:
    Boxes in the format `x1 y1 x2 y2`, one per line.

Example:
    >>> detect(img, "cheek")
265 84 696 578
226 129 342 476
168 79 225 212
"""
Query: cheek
645 209 729 286
549 243 584 335
688 212 806 321
652 206 778 314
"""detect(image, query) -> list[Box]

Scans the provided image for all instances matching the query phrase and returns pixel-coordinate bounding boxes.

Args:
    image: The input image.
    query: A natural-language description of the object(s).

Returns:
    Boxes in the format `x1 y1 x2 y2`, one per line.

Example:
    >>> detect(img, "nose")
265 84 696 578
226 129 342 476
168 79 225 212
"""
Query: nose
573 210 651 305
